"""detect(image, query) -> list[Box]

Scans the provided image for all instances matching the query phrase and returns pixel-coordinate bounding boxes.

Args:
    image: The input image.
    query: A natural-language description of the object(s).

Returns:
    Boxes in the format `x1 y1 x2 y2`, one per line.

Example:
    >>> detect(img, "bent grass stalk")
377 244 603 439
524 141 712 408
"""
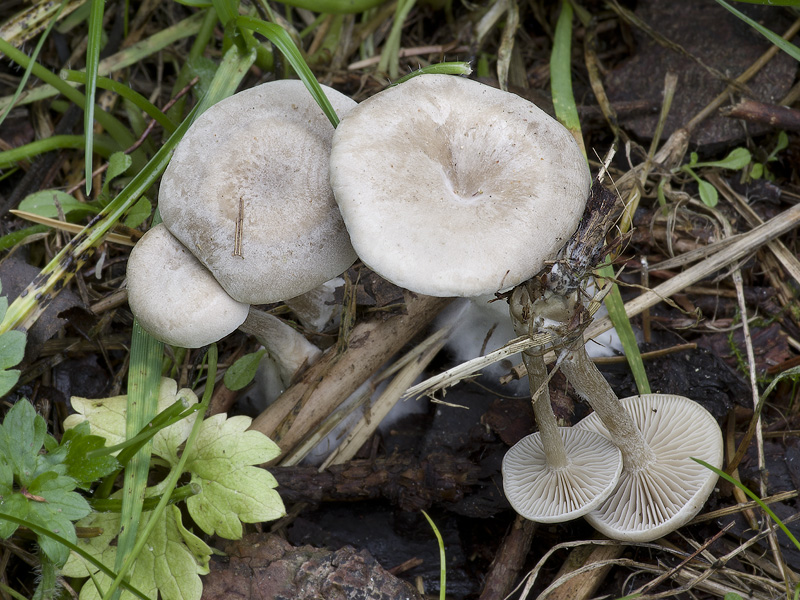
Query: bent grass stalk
422 510 446 600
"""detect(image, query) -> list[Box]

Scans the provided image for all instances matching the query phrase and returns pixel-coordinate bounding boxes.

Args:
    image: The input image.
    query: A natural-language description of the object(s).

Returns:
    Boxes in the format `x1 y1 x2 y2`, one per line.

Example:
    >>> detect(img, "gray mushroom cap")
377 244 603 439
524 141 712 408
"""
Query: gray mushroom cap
159 80 358 304
126 224 249 348
575 394 723 542
502 426 623 523
329 74 591 297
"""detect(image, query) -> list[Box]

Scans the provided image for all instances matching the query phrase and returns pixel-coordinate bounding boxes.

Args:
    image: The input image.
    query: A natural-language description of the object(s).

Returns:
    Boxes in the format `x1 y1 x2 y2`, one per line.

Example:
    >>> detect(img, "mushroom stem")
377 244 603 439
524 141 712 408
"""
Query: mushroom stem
522 351 568 469
510 286 568 470
559 339 656 467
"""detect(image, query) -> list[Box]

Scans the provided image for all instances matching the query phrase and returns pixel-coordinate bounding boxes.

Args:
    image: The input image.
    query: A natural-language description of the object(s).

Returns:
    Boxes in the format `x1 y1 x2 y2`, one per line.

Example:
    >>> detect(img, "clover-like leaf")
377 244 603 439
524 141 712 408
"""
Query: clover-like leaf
185 414 284 539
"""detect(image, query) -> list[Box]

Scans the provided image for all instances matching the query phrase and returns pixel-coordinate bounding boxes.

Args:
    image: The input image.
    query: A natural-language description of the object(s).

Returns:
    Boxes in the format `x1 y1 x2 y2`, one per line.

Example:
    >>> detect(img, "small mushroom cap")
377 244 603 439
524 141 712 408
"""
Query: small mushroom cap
575 394 724 542
159 80 358 304
127 224 249 348
502 427 623 523
330 74 591 297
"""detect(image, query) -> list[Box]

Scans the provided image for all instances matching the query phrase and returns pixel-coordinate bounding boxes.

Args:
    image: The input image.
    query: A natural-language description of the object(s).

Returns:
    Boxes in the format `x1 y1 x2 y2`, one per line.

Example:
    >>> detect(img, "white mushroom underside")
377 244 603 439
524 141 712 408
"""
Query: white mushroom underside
330 75 591 297
575 395 724 541
502 427 622 523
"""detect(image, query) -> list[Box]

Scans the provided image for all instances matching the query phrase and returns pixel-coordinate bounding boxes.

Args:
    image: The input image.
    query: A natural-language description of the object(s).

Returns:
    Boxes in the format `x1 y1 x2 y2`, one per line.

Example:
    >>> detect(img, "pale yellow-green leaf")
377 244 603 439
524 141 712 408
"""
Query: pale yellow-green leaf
185 414 284 538
64 395 128 447
64 378 198 463
62 503 208 600
150 378 199 465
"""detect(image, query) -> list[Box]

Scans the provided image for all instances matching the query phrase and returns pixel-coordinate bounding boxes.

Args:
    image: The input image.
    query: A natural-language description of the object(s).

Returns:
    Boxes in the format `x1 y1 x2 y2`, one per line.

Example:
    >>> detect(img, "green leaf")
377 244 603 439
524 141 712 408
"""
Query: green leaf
61 421 120 486
18 190 99 219
1 400 46 486
0 369 20 398
750 162 764 179
716 0 800 61
65 379 199 467
223 349 266 391
0 493 28 538
64 394 129 448
123 197 152 228
693 147 752 170
698 178 719 207
0 330 26 369
63 504 209 600
185 414 284 539
105 152 133 188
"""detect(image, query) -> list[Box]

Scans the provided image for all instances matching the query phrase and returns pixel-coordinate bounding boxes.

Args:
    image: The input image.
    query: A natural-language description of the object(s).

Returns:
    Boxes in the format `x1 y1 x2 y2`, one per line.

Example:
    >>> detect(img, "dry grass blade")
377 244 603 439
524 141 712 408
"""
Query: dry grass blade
9 210 138 246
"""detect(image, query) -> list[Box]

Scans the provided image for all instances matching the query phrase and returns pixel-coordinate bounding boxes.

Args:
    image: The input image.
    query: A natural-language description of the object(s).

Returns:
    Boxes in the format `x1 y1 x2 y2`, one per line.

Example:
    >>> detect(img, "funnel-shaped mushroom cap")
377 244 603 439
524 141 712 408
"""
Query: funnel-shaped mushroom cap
330 74 591 297
127 224 249 348
502 427 623 523
575 394 723 541
160 80 358 304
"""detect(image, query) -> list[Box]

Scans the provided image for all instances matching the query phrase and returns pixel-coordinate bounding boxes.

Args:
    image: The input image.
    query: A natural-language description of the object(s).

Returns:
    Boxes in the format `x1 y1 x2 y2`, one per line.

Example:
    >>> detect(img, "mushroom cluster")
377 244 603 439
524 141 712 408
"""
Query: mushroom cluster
128 73 724 540
127 80 357 348
326 74 723 541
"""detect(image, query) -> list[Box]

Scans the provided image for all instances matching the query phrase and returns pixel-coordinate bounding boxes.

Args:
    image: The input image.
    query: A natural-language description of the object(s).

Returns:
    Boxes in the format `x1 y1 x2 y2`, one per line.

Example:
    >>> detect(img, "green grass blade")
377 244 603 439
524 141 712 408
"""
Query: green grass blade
378 0 417 79
715 0 800 61
421 511 446 600
275 0 387 13
549 1 650 395
550 1 583 152
390 61 472 85
84 0 105 195
61 70 178 133
0 512 149 600
112 321 163 599
103 345 218 600
0 13 206 114
236 15 341 127
597 263 651 394
0 0 67 129
694 457 800 552
0 134 117 169
0 37 138 162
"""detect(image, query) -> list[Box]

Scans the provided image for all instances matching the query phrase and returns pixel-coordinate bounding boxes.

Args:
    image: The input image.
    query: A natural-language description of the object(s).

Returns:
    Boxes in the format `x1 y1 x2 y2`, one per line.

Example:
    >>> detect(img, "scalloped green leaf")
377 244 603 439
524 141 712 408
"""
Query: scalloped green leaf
60 421 120 486
185 414 284 539
63 503 208 600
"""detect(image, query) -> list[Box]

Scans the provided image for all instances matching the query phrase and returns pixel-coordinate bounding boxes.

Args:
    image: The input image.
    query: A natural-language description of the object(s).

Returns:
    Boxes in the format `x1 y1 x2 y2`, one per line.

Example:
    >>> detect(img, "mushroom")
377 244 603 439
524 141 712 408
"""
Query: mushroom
502 284 622 522
159 79 359 305
564 344 724 541
126 224 249 348
329 74 591 298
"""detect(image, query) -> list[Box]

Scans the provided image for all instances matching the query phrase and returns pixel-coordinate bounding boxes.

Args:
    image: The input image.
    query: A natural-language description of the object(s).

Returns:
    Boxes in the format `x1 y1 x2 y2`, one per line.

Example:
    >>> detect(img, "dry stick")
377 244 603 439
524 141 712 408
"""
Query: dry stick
722 99 800 132
730 269 792 587
248 293 450 458
310 323 453 469
477 515 537 600
542 542 624 600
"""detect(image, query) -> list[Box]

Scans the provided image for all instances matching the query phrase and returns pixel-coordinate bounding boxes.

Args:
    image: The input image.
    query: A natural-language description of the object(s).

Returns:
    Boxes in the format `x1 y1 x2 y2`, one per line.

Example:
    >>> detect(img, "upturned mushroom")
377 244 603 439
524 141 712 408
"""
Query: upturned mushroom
329 74 591 298
159 79 358 305
503 286 622 523
564 346 723 542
